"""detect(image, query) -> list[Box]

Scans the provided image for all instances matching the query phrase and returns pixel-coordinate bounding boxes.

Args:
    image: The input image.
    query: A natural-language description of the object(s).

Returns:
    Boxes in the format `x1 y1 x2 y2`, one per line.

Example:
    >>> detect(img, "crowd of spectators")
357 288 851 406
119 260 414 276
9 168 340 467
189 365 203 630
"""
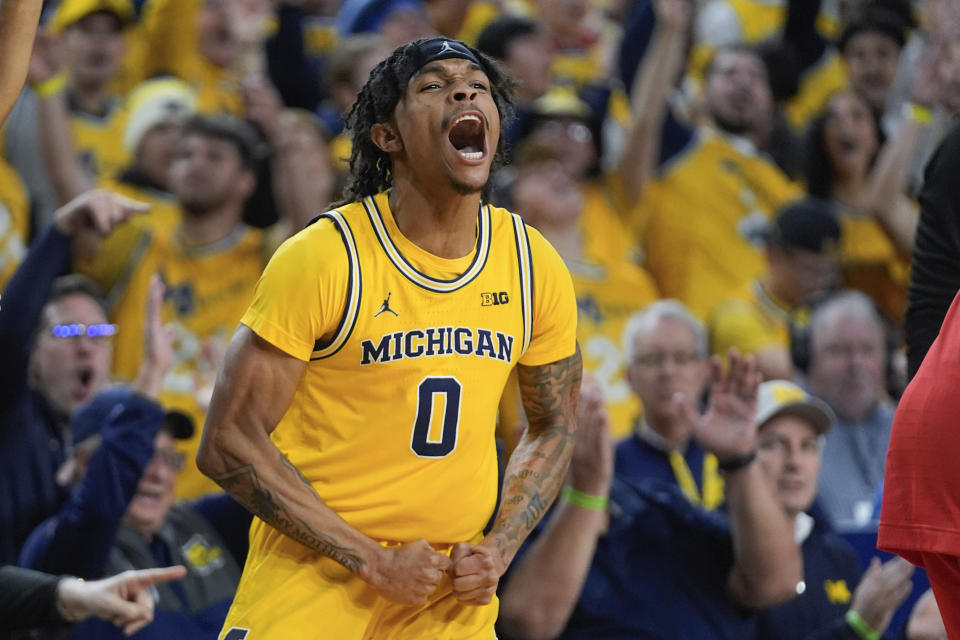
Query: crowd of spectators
2 0 959 637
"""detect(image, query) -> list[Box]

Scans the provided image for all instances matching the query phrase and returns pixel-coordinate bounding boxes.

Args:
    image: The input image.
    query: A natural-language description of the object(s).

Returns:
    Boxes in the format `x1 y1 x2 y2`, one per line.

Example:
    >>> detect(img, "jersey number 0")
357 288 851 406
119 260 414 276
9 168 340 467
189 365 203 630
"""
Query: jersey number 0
411 376 462 457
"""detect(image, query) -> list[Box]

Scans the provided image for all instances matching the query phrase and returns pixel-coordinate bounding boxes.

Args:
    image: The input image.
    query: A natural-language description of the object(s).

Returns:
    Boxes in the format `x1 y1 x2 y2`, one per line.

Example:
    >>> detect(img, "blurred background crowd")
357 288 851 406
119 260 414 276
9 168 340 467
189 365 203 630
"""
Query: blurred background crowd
2 0 959 637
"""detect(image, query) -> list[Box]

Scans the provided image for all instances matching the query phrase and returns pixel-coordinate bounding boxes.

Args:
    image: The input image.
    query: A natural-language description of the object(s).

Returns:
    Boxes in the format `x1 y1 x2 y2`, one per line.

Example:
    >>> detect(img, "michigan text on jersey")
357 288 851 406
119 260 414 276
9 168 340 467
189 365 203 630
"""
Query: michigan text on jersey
360 327 515 365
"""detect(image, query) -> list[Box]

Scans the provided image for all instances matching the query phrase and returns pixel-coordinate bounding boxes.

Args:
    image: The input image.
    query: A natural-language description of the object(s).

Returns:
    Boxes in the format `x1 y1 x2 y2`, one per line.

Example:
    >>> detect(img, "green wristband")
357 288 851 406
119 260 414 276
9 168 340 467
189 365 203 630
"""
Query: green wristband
562 486 608 511
845 609 880 640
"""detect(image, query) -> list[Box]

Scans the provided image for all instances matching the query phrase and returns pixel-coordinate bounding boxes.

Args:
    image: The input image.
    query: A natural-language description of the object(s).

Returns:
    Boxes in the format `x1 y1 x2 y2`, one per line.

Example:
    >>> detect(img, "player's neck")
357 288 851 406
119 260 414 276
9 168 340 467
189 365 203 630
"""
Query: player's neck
179 202 244 246
388 181 481 259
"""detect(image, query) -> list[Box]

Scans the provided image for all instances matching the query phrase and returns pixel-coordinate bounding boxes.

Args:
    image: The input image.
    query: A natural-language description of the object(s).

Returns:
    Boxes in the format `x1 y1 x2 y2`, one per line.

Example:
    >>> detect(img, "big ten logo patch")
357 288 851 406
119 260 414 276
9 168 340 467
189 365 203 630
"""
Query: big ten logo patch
481 291 509 306
181 534 225 576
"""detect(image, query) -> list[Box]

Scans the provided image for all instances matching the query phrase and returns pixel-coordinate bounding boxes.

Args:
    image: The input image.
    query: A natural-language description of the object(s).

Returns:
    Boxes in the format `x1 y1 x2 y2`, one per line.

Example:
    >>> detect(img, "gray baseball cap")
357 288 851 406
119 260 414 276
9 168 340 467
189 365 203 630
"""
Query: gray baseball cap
755 380 835 435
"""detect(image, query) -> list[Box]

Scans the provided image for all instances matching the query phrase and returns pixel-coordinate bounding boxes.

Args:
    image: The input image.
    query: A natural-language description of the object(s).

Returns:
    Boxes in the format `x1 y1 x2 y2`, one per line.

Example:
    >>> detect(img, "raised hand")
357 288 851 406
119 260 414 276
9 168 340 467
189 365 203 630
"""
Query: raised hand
850 556 915 637
53 189 149 237
27 29 63 86
134 274 176 398
449 542 504 606
242 73 285 147
571 375 613 495
677 349 762 461
363 540 452 605
57 565 187 636
654 0 693 35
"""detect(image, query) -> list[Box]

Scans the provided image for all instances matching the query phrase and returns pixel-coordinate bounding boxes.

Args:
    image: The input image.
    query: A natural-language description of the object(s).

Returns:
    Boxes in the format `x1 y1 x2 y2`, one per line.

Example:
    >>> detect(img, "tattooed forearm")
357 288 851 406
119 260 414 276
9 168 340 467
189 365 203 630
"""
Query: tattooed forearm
486 347 582 567
519 346 583 437
280 451 314 489
211 462 365 572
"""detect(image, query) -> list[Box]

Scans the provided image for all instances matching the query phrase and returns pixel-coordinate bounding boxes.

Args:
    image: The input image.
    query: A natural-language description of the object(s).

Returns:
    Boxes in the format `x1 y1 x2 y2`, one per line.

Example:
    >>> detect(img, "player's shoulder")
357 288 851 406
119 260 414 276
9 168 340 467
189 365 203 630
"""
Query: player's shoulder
268 204 358 272
285 201 363 245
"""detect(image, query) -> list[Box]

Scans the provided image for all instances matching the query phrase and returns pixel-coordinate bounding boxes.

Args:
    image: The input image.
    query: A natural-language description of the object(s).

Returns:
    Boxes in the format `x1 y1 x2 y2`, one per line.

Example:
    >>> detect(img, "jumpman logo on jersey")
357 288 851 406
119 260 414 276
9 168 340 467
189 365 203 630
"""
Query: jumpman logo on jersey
374 292 399 317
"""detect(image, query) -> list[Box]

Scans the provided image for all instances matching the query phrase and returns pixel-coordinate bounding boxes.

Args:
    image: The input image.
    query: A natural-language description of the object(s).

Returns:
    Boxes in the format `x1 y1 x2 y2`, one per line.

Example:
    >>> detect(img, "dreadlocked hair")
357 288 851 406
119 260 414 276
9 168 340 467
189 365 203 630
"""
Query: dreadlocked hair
335 38 517 206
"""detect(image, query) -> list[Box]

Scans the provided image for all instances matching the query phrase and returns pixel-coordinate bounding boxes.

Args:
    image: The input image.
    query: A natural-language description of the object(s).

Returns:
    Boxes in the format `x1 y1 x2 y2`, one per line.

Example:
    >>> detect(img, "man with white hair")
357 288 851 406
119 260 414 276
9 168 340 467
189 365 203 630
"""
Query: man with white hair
616 300 722 509
804 290 894 528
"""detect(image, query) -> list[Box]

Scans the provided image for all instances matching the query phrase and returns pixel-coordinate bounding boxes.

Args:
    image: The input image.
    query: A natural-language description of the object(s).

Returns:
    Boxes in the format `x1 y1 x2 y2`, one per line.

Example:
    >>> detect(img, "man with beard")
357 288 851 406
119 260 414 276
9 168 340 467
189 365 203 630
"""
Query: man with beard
197 37 580 639
0 189 150 563
78 114 275 499
640 44 802 320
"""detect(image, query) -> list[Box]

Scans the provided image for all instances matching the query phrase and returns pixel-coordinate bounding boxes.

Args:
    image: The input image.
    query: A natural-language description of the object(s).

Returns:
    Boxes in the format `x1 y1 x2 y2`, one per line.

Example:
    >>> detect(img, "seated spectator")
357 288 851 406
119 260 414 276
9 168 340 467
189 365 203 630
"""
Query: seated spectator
512 143 658 439
498 352 801 639
617 300 720 507
803 290 896 528
0 189 149 564
752 379 917 640
709 198 841 380
20 386 250 639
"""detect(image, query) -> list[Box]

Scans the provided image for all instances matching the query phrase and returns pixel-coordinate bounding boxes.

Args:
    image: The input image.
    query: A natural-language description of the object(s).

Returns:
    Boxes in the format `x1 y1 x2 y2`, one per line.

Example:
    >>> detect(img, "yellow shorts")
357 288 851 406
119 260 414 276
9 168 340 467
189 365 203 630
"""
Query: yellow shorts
219 523 498 639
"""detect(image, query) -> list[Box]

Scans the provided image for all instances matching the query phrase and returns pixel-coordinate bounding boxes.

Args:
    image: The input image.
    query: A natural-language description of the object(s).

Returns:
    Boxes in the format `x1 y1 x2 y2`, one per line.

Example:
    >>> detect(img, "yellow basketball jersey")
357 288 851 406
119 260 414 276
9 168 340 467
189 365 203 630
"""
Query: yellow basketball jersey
78 222 274 498
642 128 801 319
228 191 576 635
243 191 576 542
0 156 29 289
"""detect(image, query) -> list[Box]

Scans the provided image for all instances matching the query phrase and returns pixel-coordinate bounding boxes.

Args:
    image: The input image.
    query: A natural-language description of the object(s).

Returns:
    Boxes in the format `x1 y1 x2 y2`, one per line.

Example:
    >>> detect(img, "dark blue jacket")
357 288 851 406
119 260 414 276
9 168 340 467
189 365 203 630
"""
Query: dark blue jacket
756 512 874 640
0 225 74 564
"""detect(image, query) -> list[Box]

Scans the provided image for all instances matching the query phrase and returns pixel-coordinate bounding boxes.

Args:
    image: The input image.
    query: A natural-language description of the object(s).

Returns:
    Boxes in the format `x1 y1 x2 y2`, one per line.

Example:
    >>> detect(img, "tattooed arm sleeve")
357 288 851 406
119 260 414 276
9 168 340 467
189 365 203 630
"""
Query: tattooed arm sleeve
196 326 382 575
482 346 582 570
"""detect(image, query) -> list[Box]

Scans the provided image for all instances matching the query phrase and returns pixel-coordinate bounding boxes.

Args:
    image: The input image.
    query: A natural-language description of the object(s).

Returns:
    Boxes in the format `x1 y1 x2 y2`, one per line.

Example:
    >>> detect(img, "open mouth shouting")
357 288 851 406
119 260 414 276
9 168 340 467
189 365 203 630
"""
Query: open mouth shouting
447 111 488 163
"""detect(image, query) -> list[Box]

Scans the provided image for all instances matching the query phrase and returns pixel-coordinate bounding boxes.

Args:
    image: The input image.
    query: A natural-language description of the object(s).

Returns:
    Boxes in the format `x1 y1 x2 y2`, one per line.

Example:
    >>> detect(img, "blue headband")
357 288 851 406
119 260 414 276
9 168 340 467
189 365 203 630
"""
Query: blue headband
414 38 480 69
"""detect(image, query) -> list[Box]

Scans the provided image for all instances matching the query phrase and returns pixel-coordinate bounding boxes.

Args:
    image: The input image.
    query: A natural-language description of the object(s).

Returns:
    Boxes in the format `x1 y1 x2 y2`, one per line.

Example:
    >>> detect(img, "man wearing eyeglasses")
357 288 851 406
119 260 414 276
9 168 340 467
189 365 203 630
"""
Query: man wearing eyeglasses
615 299 724 510
0 189 150 565
18 386 250 639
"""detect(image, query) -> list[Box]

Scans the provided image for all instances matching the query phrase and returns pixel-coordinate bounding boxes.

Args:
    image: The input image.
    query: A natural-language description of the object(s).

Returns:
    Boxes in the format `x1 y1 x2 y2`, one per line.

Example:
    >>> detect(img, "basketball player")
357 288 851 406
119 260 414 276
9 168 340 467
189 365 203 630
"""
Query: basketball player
197 37 581 639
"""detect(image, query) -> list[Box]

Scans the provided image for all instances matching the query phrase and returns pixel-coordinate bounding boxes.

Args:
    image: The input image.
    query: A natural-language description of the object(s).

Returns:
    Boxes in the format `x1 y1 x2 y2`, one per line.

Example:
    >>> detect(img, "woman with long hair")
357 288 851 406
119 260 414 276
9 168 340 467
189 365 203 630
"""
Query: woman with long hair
803 85 931 322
